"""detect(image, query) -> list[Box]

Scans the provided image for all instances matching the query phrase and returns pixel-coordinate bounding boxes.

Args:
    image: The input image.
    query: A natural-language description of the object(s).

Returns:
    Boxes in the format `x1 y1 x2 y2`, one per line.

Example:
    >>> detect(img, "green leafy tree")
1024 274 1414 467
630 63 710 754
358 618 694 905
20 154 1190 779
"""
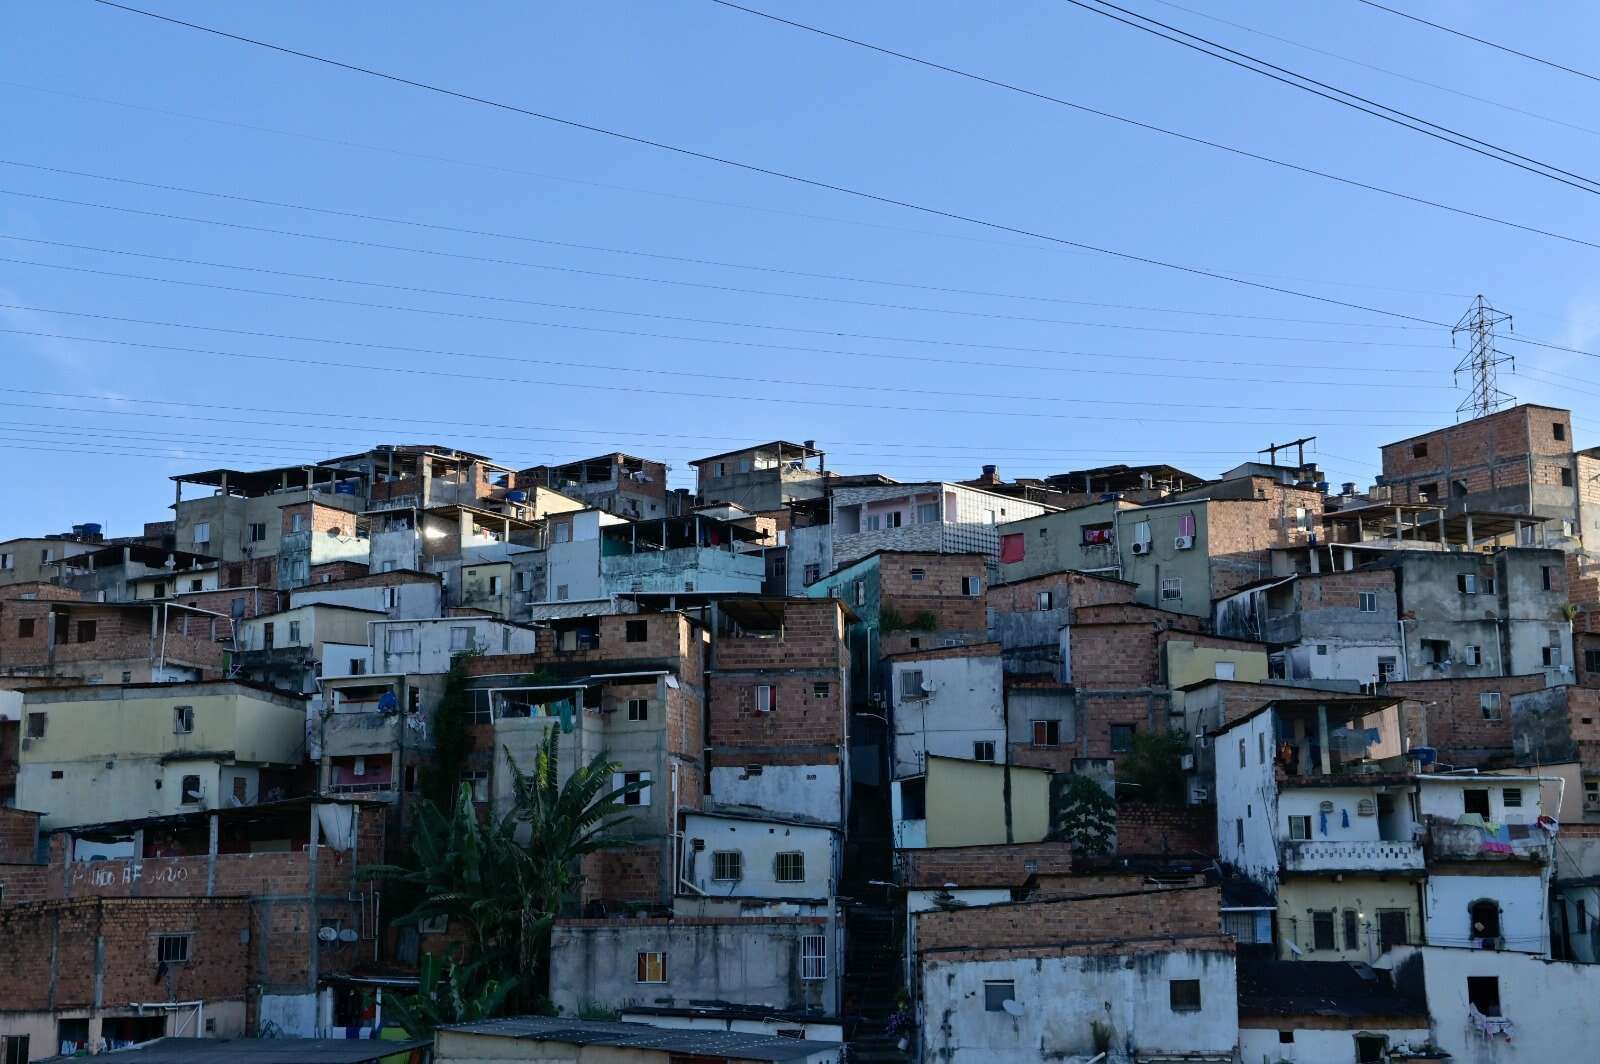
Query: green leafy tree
1056 774 1117 855
381 952 520 1036
423 655 475 809
1118 730 1190 806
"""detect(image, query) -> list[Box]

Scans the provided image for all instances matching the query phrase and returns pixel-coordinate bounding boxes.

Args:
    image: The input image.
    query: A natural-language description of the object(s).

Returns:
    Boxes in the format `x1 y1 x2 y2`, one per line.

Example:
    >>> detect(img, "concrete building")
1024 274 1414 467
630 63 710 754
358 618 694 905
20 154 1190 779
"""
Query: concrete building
0 536 95 589
691 441 828 512
891 755 1051 849
288 569 443 621
827 481 1051 572
998 476 1323 618
679 810 840 902
548 913 841 1019
435 1016 842 1064
0 586 228 687
1215 569 1404 685
886 644 1005 778
316 671 440 808
16 681 308 830
912 885 1237 1064
1236 958 1436 1063
517 453 673 520
370 615 535 676
52 544 219 604
705 598 853 827
170 465 366 566
232 604 380 694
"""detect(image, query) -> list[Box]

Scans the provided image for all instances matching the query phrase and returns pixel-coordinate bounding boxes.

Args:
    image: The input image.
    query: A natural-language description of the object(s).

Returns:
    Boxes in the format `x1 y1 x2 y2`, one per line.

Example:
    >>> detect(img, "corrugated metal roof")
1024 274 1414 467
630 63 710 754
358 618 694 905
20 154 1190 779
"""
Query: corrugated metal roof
35 1038 427 1064
443 1015 839 1060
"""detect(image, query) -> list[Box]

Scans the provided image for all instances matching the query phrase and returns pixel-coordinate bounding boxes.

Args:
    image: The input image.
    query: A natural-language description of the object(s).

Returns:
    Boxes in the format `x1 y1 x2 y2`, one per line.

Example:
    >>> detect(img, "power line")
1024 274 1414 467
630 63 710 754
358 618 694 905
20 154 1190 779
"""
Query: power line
82 0 1437 325
0 158 1437 330
0 260 1457 387
0 229 1443 352
0 325 1440 427
1351 0 1600 85
0 79 1477 301
1149 0 1600 140
1063 0 1600 196
707 1 1600 252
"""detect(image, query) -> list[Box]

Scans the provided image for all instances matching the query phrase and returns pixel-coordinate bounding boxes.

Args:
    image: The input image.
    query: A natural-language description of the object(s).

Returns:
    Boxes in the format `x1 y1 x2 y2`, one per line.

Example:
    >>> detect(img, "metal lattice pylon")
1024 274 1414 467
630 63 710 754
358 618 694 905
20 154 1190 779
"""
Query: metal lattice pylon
1451 294 1515 420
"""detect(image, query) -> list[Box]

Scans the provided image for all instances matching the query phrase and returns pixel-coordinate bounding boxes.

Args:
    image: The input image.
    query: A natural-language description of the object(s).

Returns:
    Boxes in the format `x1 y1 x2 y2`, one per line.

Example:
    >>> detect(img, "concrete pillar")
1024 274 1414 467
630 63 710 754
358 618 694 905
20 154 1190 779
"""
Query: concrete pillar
1394 506 1402 541
307 803 321 992
206 813 219 897
1466 515 1475 550
1437 509 1445 545
1317 705 1332 776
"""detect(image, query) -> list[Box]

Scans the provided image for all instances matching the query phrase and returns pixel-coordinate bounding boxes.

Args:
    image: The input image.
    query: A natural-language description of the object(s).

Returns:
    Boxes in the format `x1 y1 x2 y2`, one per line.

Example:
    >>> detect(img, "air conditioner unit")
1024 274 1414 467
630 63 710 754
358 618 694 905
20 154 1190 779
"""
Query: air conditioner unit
1189 785 1209 803
1180 753 1195 771
1130 541 1151 556
1174 535 1195 550
20 738 32 752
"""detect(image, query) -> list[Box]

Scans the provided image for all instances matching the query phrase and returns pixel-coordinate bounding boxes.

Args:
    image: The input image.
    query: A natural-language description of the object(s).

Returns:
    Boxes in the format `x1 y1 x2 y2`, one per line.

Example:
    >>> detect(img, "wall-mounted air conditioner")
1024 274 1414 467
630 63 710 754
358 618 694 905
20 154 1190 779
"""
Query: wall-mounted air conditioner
1131 542 1151 556
1174 536 1195 550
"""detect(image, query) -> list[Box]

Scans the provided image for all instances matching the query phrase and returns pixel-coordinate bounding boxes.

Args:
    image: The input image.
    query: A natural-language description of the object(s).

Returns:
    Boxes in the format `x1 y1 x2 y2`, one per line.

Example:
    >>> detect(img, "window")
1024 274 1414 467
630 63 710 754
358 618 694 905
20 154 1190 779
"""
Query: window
26 712 46 739
1215 661 1236 681
180 775 202 804
261 622 275 650
800 933 827 980
755 684 776 713
1577 899 1590 933
449 626 472 652
1110 724 1135 752
1289 815 1312 841
619 770 652 806
1470 900 1503 939
286 620 302 643
813 682 830 698
1412 442 1428 459
1503 787 1523 808
1464 789 1491 817
1036 590 1053 611
899 776 927 819
556 584 569 600
156 934 191 964
381 561 398 574
173 706 194 734
4 1035 29 1064
1480 692 1502 720
900 670 925 701
349 658 366 675
1235 818 1244 847
1169 979 1201 1012
711 851 743 881
192 522 210 545
1378 909 1409 949
553 523 572 544
515 570 530 592
983 980 1016 1012
16 618 33 638
488 575 502 595
853 580 865 606
636 951 667 983
1312 911 1336 951
1544 565 1557 591
1356 1034 1389 1064
121 671 132 683
626 619 648 642
1555 421 1568 441
0 553 9 571
962 575 981 596
802 563 821 585
1452 478 1469 498
1132 520 1152 548
290 513 306 533
1316 644 1329 656
1343 909 1360 951
1458 573 1478 594
1278 1031 1294 1044
1160 578 1182 601
972 740 996 762
76 620 96 643
1422 639 1450 664
1563 467 1575 487
152 581 168 600
1467 975 1501 1017
462 770 489 803
775 851 806 882
917 502 940 524
627 698 649 722
248 522 267 543
1032 720 1060 748
1464 645 1482 667
1294 507 1311 533
1378 657 1398 682
1417 482 1438 502
1545 632 1564 667
385 628 415 654
1358 591 1378 613
1259 732 1266 763
1238 738 1247 768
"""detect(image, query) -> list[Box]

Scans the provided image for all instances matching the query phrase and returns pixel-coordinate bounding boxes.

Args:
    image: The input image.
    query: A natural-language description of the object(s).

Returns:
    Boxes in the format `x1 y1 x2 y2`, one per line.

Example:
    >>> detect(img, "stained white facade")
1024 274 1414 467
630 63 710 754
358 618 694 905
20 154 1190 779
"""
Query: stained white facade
708 764 844 825
888 652 1005 779
371 616 535 675
679 812 839 901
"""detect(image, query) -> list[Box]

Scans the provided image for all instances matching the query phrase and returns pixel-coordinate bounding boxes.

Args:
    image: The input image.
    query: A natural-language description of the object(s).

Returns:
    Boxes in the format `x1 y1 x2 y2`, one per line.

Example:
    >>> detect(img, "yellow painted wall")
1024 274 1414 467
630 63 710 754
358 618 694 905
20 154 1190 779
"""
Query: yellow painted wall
1276 875 1422 963
19 685 306 827
1164 639 1268 691
925 757 1052 847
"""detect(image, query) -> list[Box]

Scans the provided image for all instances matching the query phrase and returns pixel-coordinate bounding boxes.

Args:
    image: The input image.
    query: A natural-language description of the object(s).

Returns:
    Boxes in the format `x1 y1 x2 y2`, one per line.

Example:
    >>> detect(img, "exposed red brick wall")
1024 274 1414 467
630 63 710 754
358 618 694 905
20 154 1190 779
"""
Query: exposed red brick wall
877 553 989 656
916 884 1220 952
900 842 1072 888
0 807 40 863
1383 674 1547 763
987 570 1136 616
1029 871 1204 897
308 561 370 583
1380 405 1572 512
580 843 663 907
0 600 225 678
1116 801 1217 857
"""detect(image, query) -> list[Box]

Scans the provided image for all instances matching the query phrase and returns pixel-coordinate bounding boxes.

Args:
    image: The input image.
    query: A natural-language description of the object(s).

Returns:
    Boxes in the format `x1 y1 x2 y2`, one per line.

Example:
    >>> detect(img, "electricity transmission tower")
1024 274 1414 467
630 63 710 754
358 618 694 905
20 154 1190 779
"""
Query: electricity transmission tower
1451 295 1515 420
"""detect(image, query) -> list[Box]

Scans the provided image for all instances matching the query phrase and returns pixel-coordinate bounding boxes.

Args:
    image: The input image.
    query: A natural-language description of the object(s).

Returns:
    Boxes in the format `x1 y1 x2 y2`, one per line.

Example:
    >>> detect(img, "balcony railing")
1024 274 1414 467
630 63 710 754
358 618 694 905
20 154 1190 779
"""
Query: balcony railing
1280 838 1425 874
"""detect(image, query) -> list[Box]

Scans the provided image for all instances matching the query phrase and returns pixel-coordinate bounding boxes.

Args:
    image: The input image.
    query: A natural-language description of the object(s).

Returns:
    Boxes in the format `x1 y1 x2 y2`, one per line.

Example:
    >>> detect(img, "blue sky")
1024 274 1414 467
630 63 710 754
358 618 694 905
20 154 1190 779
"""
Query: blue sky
6 0 1600 539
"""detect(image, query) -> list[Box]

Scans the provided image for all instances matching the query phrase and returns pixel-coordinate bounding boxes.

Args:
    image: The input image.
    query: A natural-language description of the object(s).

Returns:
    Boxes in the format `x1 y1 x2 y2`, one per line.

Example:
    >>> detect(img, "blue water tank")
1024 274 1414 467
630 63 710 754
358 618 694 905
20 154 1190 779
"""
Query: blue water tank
505 489 528 503
81 523 102 537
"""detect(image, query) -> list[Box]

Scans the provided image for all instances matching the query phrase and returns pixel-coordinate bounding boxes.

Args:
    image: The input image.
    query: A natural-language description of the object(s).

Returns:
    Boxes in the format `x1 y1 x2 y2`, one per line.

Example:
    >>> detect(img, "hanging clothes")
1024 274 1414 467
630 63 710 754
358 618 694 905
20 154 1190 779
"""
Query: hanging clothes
1319 810 1329 835
1341 808 1351 829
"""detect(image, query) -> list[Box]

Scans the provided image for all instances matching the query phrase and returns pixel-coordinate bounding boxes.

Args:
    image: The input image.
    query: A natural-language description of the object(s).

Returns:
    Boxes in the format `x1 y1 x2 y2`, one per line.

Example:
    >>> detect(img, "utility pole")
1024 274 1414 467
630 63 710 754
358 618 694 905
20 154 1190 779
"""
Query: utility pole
1451 295 1515 420
1260 437 1317 468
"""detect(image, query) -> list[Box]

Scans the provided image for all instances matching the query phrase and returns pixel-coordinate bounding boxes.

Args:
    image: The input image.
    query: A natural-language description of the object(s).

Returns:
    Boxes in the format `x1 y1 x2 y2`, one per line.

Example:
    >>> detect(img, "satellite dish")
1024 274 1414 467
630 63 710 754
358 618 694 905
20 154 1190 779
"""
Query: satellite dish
317 926 339 943
1001 999 1025 1017
338 928 359 943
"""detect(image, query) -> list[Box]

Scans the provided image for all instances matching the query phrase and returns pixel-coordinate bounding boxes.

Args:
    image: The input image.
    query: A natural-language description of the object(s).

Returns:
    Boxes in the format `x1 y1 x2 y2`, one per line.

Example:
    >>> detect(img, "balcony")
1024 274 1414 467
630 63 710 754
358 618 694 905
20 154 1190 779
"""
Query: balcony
1424 817 1549 863
321 711 403 759
1280 839 1424 874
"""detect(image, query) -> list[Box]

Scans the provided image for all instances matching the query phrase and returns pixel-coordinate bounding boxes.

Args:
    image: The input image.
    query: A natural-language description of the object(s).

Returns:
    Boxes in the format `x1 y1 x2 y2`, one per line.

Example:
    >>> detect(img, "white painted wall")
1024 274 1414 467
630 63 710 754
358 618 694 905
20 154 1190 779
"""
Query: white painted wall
907 888 1010 913
1215 710 1280 885
709 764 843 825
319 642 370 680
1278 786 1387 842
1423 872 1548 954
617 1011 844 1043
543 511 620 602
372 617 536 674
1282 641 1402 685
889 654 1005 778
291 580 441 620
919 947 1238 1063
1382 945 1600 1064
1239 1024 1432 1064
680 812 837 900
1418 776 1544 822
